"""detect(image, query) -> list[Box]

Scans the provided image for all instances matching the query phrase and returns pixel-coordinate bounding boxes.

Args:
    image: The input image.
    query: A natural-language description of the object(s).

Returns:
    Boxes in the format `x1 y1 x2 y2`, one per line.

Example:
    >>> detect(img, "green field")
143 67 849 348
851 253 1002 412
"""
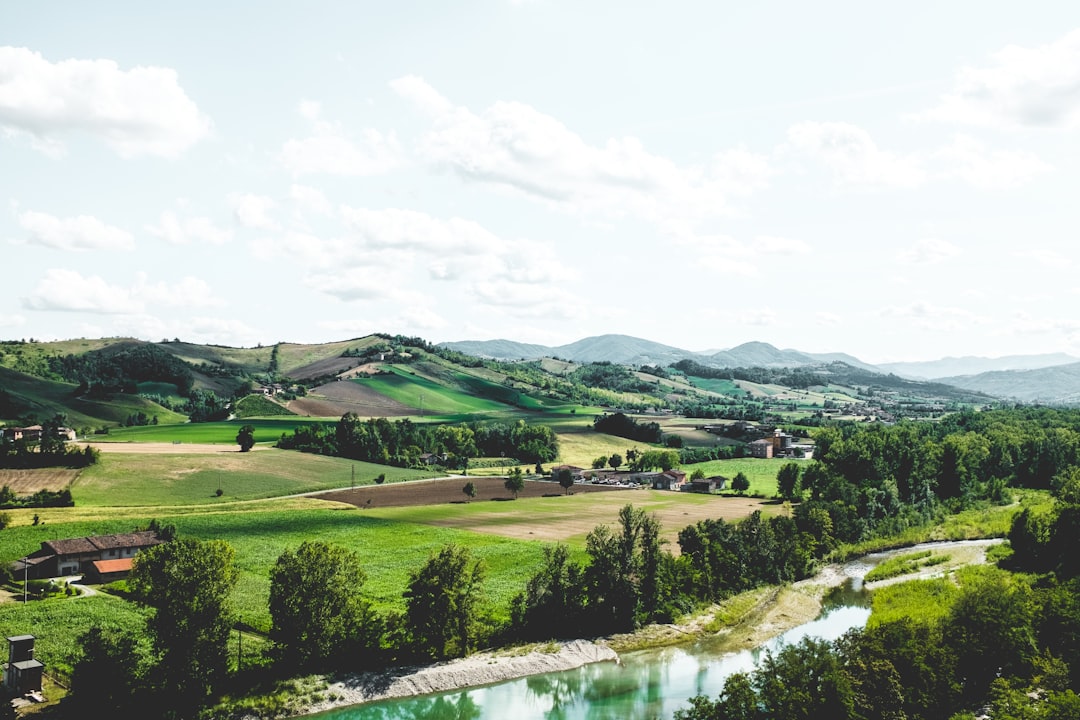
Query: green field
0 367 186 428
73 449 435 506
233 394 296 418
681 457 792 496
97 418 331 444
357 367 514 415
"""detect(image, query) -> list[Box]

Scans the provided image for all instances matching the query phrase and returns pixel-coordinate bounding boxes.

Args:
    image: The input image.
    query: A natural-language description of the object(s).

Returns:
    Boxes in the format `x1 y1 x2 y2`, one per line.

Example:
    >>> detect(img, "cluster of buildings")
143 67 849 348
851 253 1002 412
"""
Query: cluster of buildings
550 465 727 493
747 428 815 460
0 425 77 443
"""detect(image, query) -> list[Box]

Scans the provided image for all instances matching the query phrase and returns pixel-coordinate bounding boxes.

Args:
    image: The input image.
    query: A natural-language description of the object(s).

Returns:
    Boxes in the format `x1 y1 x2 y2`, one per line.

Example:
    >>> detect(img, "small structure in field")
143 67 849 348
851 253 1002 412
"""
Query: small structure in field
3 635 43 696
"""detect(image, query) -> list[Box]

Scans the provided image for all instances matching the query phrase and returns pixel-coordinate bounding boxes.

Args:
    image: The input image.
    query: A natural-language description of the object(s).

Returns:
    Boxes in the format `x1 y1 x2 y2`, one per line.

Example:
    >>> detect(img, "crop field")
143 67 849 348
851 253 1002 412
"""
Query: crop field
72 448 436 506
358 367 512 416
0 469 79 493
342 479 782 549
95 417 330 444
288 378 416 417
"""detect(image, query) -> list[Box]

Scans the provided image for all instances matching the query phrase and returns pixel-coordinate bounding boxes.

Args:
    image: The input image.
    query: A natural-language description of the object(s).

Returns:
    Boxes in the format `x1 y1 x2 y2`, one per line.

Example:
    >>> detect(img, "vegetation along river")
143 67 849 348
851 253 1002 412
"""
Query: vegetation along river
302 541 995 720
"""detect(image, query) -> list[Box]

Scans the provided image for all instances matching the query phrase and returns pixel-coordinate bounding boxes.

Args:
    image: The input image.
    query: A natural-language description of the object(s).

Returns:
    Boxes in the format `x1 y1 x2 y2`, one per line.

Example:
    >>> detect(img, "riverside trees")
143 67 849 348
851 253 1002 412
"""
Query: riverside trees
269 541 380 668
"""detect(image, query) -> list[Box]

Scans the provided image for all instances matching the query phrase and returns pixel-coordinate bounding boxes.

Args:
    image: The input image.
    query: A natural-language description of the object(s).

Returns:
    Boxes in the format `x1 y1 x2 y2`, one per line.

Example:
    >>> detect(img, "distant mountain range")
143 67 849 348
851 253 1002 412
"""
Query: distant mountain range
878 353 1080 380
441 334 880 371
440 334 1080 406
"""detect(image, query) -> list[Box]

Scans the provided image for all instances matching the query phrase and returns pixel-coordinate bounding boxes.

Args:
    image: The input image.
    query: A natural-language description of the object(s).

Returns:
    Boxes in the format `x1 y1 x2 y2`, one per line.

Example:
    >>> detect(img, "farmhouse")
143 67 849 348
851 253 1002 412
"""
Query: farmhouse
13 531 162 580
650 469 687 490
550 464 585 480
685 475 727 493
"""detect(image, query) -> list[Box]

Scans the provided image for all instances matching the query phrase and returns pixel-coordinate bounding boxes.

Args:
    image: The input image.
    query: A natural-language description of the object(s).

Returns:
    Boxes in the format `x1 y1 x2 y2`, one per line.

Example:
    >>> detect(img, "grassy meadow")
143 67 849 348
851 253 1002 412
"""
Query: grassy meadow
97 417 331 444
72 449 436 506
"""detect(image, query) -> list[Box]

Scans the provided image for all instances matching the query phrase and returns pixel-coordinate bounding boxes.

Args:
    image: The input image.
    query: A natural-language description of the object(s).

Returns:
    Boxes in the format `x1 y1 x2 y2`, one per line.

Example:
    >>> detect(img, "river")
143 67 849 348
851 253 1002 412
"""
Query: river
307 540 995 720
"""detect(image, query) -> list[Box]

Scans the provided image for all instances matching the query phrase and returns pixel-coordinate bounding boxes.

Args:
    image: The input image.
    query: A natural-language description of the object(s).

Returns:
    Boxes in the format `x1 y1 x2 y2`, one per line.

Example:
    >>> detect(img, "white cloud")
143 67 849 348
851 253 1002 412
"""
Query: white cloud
1015 248 1072 268
279 101 401 176
0 312 26 328
880 302 987 331
339 206 503 255
146 210 232 244
21 269 222 314
228 192 279 230
111 314 262 346
743 309 777 326
816 312 841 326
16 209 134 251
933 135 1051 189
391 75 770 225
304 266 403 301
133 273 222 308
785 121 925 188
289 184 332 216
0 46 211 157
916 28 1080 130
897 238 961 265
670 232 807 277
22 269 134 313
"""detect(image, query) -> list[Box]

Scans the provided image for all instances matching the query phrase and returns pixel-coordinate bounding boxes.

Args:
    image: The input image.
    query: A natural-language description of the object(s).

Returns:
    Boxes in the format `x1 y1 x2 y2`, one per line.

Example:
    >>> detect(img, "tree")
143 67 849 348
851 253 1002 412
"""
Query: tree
404 544 485 660
732 472 750 494
608 453 623 471
269 541 380 668
129 538 238 715
463 481 477 502
236 424 256 452
71 625 151 714
557 468 575 495
505 466 525 499
777 461 802 501
592 455 608 470
510 544 587 639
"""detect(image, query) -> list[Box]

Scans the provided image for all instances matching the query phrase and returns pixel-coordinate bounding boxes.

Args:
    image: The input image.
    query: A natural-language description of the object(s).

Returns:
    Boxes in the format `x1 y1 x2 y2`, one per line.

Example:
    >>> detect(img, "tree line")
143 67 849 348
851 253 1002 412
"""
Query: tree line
276 414 559 468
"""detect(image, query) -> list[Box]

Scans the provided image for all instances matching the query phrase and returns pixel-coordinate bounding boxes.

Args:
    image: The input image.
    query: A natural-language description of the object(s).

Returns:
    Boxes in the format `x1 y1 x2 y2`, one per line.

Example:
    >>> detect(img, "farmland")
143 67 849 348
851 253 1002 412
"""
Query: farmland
0 469 79 494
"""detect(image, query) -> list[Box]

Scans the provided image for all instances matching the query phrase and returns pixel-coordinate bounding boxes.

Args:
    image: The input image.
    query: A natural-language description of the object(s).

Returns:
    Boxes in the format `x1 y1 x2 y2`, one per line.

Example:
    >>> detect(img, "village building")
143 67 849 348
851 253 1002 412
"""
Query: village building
13 531 162 581
650 469 687 490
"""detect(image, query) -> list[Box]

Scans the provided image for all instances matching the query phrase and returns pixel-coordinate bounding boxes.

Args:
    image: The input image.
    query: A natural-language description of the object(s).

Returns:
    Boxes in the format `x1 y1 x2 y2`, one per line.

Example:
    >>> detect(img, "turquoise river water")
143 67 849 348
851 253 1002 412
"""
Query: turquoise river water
309 580 873 720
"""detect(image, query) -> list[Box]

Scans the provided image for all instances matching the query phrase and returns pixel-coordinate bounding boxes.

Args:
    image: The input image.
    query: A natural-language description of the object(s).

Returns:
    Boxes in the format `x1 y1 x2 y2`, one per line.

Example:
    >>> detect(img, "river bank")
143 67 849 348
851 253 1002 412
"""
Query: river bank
276 538 1002 718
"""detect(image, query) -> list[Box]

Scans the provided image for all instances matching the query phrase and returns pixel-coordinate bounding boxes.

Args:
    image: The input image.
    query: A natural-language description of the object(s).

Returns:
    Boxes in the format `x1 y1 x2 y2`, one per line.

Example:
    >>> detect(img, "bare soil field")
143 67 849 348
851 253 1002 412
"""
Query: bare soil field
288 379 414 417
83 442 263 454
316 478 780 548
0 468 79 493
316 476 621 507
288 356 367 381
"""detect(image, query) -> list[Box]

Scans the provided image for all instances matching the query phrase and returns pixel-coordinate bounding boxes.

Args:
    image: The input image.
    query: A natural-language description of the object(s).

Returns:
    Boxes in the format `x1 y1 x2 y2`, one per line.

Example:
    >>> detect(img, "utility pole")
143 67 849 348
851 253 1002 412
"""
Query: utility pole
351 464 355 489
22 557 27 603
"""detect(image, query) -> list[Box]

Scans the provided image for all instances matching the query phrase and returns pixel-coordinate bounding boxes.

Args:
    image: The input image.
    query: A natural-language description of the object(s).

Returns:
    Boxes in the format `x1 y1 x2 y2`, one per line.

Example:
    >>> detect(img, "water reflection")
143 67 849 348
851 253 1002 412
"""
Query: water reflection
311 600 870 720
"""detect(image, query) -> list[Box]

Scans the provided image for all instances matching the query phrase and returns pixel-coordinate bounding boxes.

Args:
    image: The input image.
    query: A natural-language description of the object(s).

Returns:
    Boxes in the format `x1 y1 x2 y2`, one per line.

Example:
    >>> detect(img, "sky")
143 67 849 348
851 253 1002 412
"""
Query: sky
2 1 1080 365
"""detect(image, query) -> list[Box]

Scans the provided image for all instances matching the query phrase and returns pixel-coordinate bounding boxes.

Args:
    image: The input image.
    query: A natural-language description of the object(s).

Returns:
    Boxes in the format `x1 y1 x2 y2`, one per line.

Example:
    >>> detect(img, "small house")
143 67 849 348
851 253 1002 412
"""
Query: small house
651 470 687 491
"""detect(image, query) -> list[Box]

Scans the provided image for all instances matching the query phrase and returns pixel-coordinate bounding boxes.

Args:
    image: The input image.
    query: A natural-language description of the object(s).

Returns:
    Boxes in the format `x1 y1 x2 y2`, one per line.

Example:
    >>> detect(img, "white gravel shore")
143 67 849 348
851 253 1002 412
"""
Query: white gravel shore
296 639 617 717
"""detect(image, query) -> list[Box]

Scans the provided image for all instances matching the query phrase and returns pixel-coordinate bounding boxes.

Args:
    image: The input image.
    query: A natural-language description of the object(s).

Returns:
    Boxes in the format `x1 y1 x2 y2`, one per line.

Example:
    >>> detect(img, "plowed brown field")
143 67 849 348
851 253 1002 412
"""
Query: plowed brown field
0 469 79 493
288 379 414 417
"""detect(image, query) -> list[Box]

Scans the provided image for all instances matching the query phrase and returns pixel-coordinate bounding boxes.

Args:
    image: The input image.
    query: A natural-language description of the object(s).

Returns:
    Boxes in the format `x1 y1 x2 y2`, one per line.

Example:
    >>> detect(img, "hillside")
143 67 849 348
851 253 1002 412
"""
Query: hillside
939 362 1080 405
879 352 1079 380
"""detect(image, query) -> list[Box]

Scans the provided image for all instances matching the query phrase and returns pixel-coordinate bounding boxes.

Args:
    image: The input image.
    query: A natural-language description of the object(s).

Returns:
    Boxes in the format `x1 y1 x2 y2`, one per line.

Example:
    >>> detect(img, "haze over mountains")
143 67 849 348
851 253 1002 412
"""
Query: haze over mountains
440 334 1080 405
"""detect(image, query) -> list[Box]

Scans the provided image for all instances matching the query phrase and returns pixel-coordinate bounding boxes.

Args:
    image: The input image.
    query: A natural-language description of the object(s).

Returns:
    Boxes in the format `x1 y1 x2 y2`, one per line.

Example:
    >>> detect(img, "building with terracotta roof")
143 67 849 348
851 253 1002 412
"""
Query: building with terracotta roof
13 531 162 580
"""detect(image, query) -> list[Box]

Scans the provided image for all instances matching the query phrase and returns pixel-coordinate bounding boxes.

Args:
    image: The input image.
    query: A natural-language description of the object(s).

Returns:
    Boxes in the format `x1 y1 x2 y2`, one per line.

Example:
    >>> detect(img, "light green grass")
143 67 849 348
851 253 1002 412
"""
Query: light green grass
0 593 152 679
98 418 330 444
0 508 552 636
868 564 999 627
72 449 435 506
863 550 949 583
234 394 297 418
682 457 790 497
359 367 511 415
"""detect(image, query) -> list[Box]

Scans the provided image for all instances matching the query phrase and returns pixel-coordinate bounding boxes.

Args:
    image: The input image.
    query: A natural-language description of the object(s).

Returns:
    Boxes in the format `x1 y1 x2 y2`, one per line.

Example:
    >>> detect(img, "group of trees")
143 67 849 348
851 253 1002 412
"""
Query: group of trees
276 414 558 469
49 343 195 397
676 466 1080 720
593 412 664 444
